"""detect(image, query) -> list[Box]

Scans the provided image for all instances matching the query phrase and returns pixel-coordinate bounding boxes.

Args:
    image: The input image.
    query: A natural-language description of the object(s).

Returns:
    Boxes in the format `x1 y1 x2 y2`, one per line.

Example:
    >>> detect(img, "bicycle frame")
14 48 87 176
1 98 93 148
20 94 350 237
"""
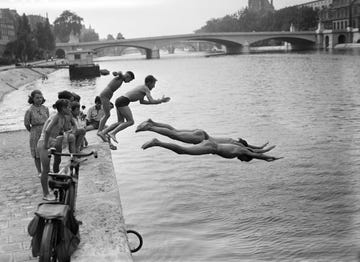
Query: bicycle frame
47 148 97 210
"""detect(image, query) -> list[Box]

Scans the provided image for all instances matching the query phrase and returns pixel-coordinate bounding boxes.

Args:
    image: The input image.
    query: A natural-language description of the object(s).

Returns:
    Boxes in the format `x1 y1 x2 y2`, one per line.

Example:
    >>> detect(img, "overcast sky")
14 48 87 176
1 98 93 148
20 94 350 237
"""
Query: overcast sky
1 0 308 39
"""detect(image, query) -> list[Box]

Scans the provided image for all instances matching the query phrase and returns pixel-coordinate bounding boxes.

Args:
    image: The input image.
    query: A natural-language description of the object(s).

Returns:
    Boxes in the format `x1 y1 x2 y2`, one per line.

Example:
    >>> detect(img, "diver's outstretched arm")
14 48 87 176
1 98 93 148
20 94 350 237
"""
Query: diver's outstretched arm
244 150 283 162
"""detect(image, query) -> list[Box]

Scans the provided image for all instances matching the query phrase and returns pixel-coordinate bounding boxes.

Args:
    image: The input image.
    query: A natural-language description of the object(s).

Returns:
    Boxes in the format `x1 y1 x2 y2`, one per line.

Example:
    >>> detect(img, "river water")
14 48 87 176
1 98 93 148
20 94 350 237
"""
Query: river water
1 50 360 261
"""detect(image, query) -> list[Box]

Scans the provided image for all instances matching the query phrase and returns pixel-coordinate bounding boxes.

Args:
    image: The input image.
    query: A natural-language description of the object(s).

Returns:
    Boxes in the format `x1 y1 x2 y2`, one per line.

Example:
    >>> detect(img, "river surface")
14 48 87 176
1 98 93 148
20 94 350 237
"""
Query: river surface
1 50 360 261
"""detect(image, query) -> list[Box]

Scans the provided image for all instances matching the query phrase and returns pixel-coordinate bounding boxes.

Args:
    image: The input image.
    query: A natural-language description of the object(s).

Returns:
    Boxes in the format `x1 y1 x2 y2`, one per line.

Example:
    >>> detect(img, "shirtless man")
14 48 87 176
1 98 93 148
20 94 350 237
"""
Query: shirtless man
136 119 271 151
98 75 170 144
37 99 77 200
97 71 135 141
142 138 283 162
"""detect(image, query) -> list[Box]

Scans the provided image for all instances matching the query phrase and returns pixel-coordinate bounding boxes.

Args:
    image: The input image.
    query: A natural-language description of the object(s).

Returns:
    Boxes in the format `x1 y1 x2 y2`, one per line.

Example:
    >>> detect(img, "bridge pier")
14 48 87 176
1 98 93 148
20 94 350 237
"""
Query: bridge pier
146 48 160 59
316 33 324 49
168 45 175 54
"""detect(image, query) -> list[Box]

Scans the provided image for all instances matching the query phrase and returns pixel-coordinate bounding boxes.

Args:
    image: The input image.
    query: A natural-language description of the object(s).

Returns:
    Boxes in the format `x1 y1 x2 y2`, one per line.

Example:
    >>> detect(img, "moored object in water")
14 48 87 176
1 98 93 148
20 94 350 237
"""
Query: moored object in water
100 69 110 76
69 64 100 79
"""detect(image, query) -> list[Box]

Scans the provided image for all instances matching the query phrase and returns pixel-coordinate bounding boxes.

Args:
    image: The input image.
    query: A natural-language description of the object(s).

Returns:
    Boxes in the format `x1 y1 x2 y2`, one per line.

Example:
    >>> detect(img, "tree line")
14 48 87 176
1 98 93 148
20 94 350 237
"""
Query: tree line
2 14 55 64
1 10 124 65
195 6 319 33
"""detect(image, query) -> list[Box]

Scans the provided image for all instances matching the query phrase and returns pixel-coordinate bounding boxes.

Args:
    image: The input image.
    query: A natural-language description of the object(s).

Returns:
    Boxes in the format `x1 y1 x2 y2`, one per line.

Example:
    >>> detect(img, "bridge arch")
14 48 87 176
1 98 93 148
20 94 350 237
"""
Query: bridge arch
93 44 155 58
182 37 244 54
249 36 316 50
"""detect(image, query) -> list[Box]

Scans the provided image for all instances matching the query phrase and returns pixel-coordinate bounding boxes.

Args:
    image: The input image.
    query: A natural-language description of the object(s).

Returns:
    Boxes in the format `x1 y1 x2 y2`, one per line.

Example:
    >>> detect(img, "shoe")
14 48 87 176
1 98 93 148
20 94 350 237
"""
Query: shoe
43 194 56 201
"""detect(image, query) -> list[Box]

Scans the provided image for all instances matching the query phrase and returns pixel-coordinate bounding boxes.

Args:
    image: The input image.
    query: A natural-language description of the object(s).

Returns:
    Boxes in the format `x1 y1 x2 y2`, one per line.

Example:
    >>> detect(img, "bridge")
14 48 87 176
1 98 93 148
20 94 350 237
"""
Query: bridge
55 31 319 59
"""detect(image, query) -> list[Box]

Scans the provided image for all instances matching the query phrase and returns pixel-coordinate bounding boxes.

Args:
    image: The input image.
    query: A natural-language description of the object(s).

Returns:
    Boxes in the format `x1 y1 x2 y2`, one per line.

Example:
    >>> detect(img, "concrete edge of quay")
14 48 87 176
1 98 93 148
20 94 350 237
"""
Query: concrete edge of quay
72 130 133 262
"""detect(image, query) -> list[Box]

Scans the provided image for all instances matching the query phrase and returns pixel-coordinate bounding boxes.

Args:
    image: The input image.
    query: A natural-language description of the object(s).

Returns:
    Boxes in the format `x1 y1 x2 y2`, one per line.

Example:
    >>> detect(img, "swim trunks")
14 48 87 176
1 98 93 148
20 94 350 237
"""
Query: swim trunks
115 96 130 108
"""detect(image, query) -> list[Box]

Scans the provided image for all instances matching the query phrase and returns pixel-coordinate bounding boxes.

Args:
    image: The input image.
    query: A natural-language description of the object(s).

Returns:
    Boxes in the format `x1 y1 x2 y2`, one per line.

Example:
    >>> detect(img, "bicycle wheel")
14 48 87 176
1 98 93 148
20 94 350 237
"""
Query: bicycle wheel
39 221 58 262
66 182 76 211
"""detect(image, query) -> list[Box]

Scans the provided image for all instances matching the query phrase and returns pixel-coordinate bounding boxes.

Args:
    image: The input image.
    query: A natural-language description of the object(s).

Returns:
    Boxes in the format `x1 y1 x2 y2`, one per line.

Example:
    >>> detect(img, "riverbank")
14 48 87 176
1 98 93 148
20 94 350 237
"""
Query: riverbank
0 66 57 102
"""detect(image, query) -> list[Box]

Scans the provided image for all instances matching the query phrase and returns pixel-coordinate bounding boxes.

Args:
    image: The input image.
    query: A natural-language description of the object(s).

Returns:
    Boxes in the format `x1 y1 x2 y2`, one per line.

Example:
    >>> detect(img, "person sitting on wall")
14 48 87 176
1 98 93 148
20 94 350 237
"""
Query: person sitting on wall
85 96 105 131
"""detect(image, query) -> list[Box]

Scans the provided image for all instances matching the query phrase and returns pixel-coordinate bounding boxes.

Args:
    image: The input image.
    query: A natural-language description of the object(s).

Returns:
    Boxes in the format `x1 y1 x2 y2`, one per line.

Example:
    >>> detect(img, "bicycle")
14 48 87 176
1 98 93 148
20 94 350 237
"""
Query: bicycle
30 148 97 262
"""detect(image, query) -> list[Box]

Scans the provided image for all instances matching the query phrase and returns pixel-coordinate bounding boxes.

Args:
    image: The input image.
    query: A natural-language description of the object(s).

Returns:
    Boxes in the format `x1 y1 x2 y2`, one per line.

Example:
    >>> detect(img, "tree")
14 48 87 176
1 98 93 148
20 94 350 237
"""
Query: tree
107 34 115 40
116 33 124 39
34 18 55 59
53 10 83 43
79 25 99 42
15 14 37 62
3 14 55 62
43 18 55 51
195 6 318 33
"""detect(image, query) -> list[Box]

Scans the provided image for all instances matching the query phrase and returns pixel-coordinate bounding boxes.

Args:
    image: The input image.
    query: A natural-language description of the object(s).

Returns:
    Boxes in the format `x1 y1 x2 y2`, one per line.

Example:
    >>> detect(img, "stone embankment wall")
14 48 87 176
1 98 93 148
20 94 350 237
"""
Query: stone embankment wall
0 67 56 101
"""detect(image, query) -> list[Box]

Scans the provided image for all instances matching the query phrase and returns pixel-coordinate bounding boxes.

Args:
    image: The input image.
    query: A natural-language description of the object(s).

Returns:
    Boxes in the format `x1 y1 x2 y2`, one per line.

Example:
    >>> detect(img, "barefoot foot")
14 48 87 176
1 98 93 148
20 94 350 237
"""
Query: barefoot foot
109 143 117 150
97 132 108 142
108 133 118 143
136 121 152 132
142 138 159 150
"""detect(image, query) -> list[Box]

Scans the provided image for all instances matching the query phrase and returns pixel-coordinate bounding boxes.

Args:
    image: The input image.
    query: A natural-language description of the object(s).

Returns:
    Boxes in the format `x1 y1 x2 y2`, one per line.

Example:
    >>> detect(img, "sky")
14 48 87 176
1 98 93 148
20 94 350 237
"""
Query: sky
0 0 308 39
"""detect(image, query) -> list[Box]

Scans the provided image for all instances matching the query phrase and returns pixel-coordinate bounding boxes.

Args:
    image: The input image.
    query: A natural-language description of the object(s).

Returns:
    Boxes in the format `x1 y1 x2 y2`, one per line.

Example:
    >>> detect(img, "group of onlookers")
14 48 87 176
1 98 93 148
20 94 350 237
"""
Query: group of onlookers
24 90 106 200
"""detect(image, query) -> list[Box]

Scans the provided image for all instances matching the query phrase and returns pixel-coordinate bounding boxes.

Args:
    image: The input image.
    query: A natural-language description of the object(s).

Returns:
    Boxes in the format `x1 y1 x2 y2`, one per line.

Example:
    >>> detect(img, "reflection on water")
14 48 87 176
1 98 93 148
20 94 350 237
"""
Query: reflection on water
1 51 360 261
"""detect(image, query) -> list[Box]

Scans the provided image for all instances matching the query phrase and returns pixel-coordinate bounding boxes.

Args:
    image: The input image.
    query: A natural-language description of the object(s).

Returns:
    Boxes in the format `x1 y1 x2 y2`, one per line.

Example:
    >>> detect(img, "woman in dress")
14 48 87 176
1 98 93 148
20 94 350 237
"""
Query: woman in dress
24 90 49 176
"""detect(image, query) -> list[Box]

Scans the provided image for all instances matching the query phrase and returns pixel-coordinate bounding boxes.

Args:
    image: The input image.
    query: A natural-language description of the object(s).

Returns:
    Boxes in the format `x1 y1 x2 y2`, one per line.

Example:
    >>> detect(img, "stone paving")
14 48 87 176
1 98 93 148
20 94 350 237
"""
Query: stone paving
0 130 39 262
0 130 132 262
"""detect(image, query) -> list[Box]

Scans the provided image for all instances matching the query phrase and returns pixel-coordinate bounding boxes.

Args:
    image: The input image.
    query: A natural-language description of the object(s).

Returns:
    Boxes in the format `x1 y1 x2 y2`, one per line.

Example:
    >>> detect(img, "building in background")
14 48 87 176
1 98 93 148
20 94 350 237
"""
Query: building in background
27 15 46 31
320 0 360 30
295 0 333 10
248 0 274 12
0 8 18 53
318 0 360 47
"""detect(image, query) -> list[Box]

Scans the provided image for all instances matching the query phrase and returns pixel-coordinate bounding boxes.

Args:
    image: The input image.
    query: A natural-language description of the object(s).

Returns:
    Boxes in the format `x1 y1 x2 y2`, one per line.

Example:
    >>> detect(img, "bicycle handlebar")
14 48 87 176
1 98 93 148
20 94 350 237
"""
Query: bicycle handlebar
48 147 98 158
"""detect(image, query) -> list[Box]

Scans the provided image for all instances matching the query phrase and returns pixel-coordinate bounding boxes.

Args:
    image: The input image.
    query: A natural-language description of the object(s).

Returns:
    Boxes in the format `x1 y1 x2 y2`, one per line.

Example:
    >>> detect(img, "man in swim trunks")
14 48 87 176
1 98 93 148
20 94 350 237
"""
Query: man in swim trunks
98 75 170 144
97 71 135 141
136 119 271 151
141 138 283 162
